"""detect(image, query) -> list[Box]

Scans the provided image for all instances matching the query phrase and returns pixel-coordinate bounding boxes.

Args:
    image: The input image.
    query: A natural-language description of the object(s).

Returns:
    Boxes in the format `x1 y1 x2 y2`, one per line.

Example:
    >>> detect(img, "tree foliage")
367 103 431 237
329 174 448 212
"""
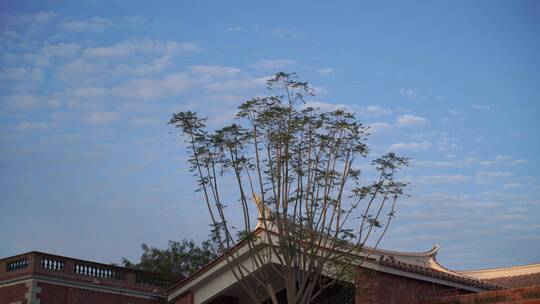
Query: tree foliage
169 72 409 304
122 239 218 280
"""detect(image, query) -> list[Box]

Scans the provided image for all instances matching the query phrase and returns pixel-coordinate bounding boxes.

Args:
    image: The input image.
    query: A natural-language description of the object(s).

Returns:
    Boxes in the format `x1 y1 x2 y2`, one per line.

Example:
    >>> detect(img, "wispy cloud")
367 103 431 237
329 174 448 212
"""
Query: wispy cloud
480 155 528 166
415 174 472 184
368 122 393 134
58 17 115 32
83 111 119 125
250 59 296 70
397 88 417 99
474 171 512 185
16 121 55 131
1 93 44 111
504 183 521 189
221 26 245 32
388 141 432 151
396 114 428 126
413 157 476 168
366 105 392 116
317 68 334 76
82 40 200 58
42 43 82 59
115 72 198 100
437 137 460 151
470 104 490 110
511 159 528 165
190 65 242 78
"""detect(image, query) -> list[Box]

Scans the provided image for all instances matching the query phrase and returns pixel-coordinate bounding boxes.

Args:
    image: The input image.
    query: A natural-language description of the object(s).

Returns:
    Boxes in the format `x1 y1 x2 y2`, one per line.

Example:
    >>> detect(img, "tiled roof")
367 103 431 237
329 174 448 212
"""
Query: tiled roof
378 256 505 291
484 272 540 288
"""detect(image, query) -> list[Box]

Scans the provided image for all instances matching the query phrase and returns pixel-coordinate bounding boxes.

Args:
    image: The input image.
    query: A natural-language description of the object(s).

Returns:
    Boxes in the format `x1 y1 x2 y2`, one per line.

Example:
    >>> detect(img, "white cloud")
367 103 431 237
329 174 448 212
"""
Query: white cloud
42 43 82 58
204 75 268 92
511 159 528 166
397 88 417 99
250 59 296 70
416 174 472 184
115 73 198 99
190 65 242 78
56 59 100 82
494 155 513 163
58 17 115 32
1 93 43 111
504 183 521 189
82 40 200 59
470 104 490 110
68 86 108 100
16 121 54 131
368 122 393 134
366 105 392 116
0 67 43 82
437 137 460 151
396 114 428 126
474 171 511 185
83 112 119 125
317 68 334 76
268 28 305 40
222 26 245 32
480 155 528 166
388 141 432 151
487 214 528 221
130 116 160 126
1 11 57 28
110 54 172 77
413 157 476 168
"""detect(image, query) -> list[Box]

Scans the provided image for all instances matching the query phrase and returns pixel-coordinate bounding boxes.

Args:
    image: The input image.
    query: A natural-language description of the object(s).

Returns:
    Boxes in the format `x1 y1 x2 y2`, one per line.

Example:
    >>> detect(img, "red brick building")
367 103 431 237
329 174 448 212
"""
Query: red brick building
2 248 539 304
166 242 513 304
0 251 171 304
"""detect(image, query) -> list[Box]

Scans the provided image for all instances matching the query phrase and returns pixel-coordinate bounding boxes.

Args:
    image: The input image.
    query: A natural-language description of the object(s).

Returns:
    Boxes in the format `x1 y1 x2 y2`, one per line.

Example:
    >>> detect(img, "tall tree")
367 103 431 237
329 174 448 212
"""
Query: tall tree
169 72 409 304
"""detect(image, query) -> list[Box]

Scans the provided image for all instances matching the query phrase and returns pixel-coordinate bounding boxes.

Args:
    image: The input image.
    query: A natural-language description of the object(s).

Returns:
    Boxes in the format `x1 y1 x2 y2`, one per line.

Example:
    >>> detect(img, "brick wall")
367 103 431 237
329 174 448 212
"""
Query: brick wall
355 268 470 304
0 282 28 304
36 281 164 304
422 285 540 304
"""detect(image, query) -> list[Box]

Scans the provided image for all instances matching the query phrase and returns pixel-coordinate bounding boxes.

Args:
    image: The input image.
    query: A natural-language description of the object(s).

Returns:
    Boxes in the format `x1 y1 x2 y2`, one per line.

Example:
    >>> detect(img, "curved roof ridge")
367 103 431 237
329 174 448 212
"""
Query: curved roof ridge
367 244 440 258
428 255 476 278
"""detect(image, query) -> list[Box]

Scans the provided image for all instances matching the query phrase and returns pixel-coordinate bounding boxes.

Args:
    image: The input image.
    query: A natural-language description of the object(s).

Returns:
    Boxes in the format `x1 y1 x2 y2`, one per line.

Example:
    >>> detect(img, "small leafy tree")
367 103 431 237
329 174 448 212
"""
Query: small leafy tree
169 72 409 304
122 238 218 280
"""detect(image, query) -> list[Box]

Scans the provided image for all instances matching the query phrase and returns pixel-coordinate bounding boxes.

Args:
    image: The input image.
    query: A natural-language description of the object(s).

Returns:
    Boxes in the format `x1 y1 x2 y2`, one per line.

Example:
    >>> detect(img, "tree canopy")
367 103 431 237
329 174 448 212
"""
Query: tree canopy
169 72 409 304
122 238 218 280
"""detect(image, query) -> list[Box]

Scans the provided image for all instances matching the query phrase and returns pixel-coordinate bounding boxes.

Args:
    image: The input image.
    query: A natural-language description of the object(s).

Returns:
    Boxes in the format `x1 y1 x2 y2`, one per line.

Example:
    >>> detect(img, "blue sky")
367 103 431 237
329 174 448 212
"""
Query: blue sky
1 0 539 269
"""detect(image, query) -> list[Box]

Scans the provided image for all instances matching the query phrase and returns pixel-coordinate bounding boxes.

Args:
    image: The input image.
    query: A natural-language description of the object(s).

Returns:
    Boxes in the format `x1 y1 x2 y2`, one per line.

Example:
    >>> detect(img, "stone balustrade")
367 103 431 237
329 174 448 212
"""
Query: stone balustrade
0 251 175 293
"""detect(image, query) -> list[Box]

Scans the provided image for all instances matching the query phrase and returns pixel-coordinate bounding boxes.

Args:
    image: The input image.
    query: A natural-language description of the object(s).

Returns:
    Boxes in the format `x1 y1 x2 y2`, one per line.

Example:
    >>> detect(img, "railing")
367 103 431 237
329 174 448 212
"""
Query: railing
0 251 175 291
40 257 65 271
6 258 29 272
74 262 125 280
